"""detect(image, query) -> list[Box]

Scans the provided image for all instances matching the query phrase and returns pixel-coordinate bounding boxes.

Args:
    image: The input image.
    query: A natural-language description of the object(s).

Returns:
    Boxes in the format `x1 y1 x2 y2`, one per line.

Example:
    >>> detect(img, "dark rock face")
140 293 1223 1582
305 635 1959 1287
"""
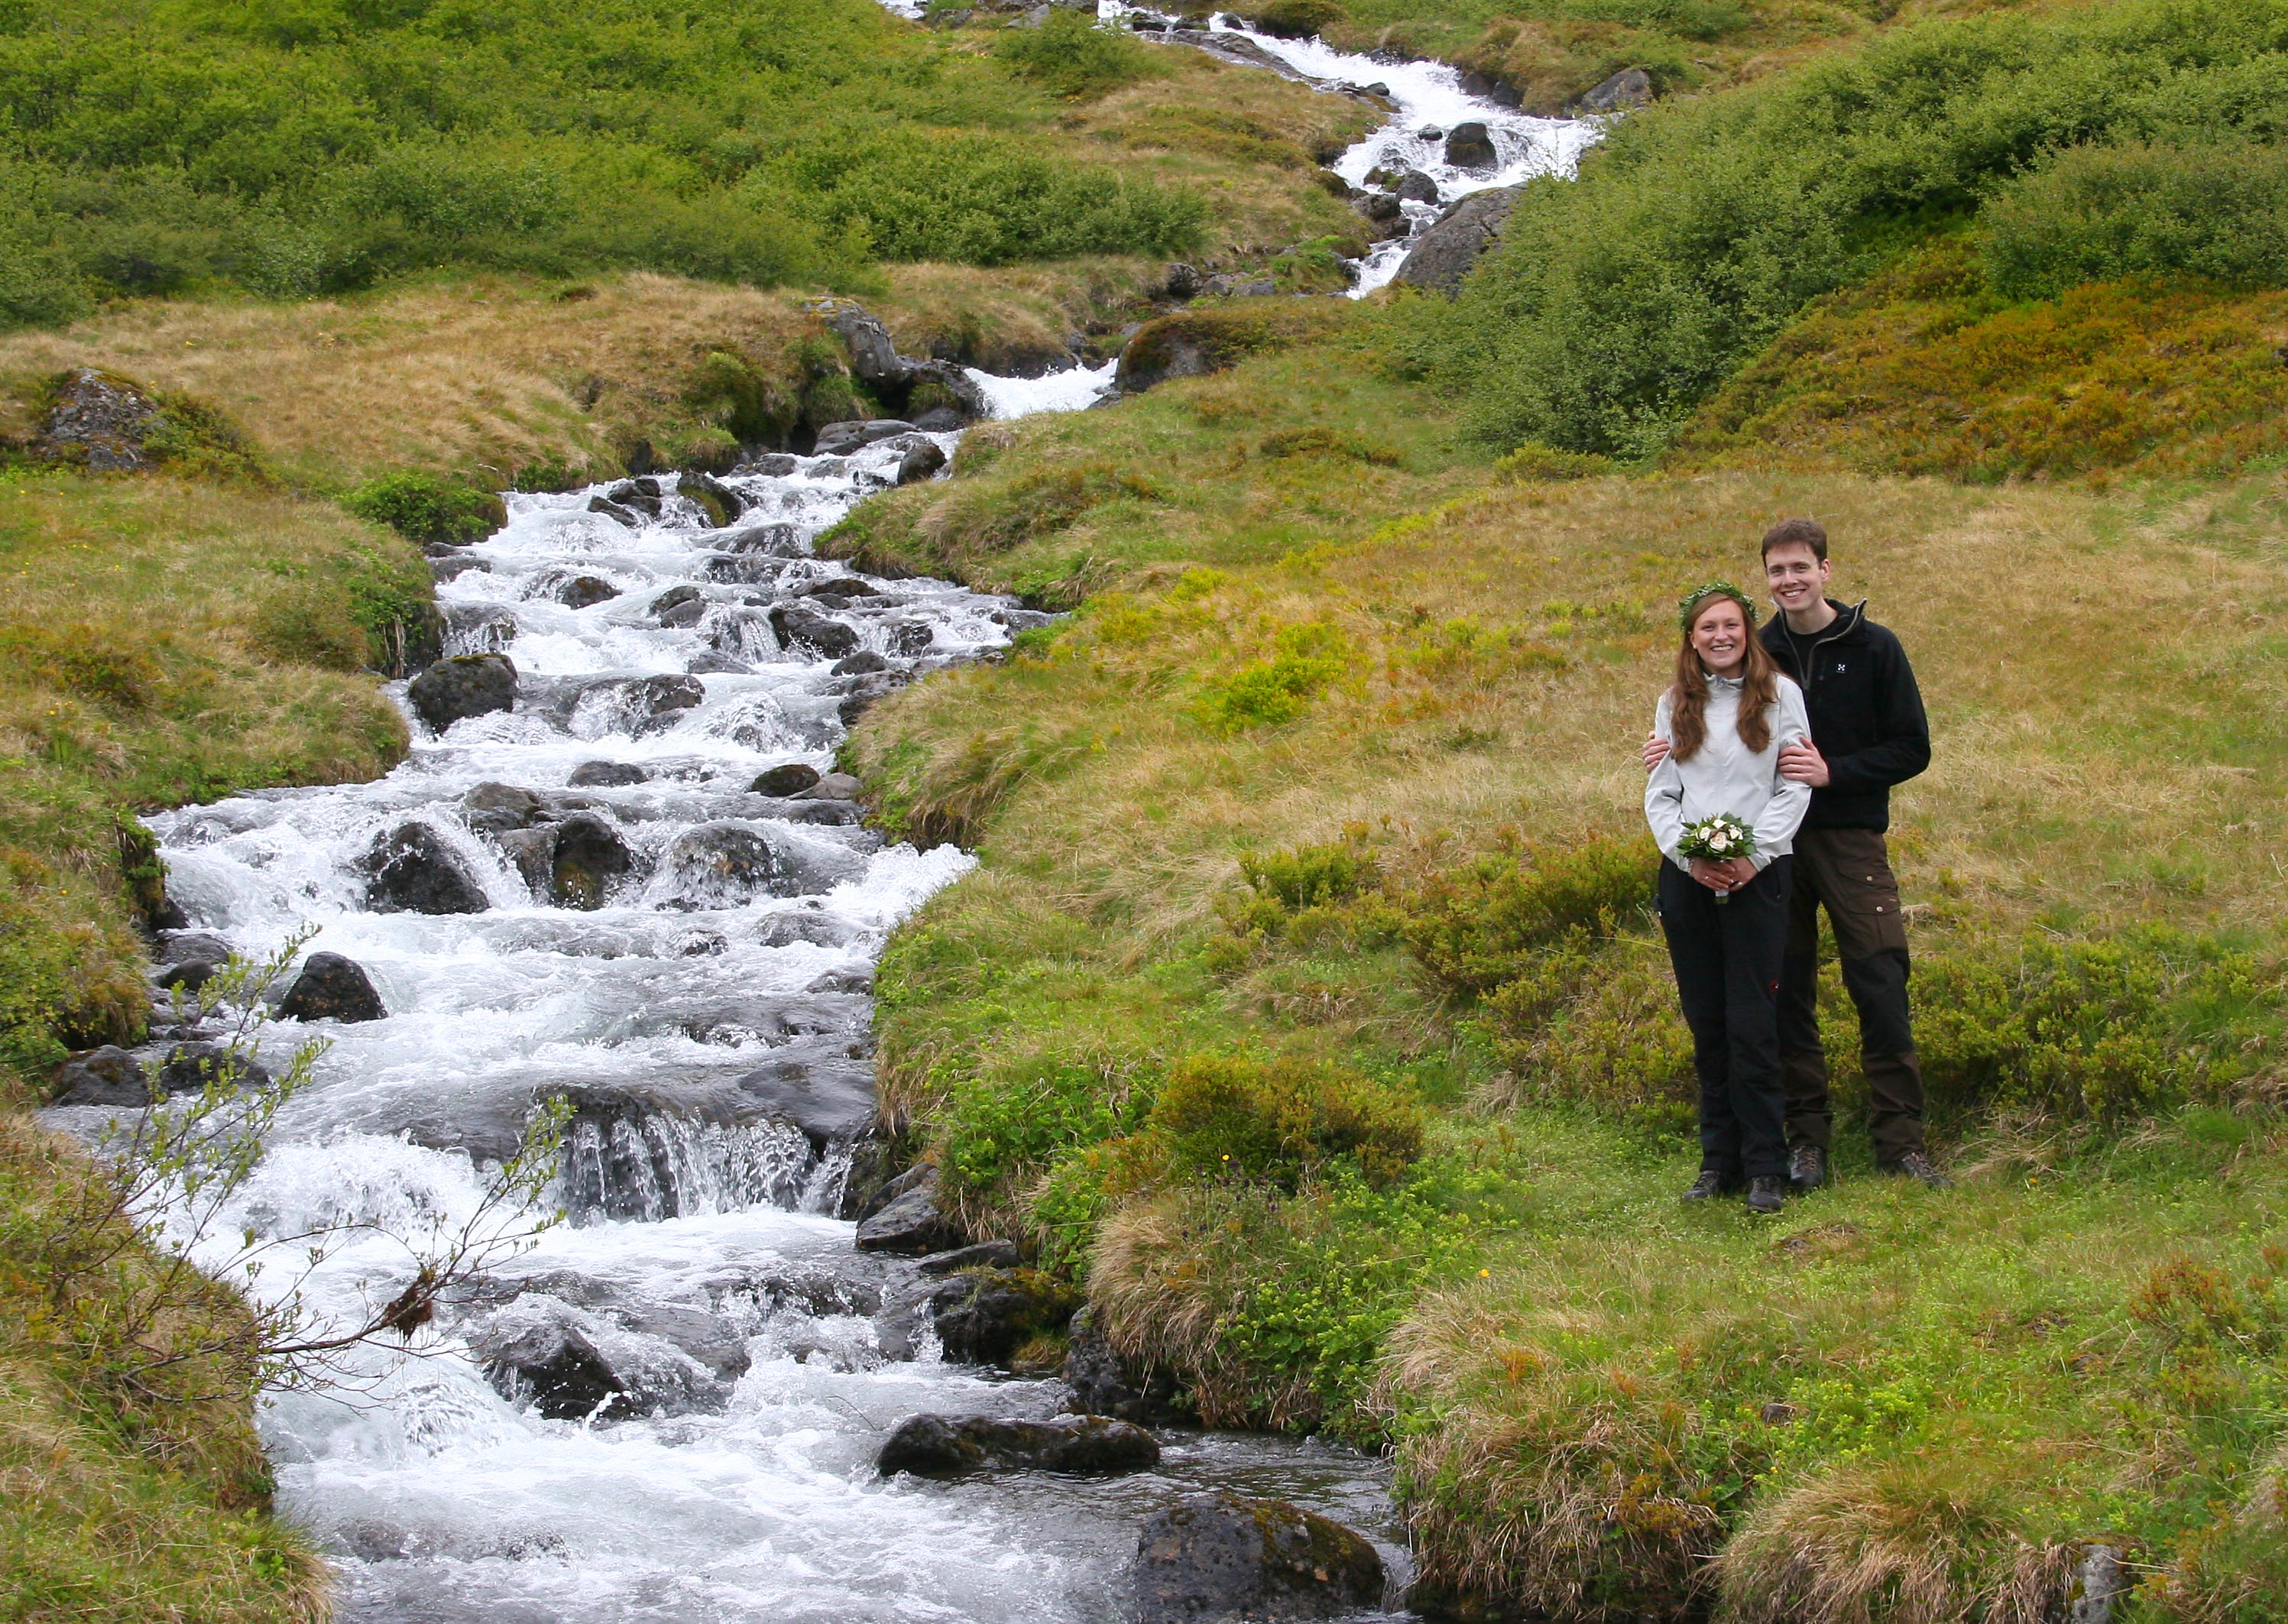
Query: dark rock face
770 602 860 660
929 1266 1081 1366
365 823 491 915
1579 66 1653 113
877 1414 1160 1480
1444 120 1498 169
734 1045 876 1149
912 406 967 433
549 812 633 909
829 306 908 390
155 931 232 994
1065 1305 1182 1422
650 584 704 620
462 781 544 834
750 762 822 797
407 653 517 732
50 1045 151 1107
832 651 890 677
658 822 801 907
1395 167 1440 204
616 673 706 733
550 574 621 609
812 420 917 458
475 1314 625 1420
896 441 948 485
276 951 388 1023
854 1164 960 1254
1395 185 1526 297
41 369 164 471
1131 1493 1385 1624
466 1294 732 1420
1163 261 1202 299
157 1041 274 1095
919 1240 1022 1276
569 760 650 788
683 472 744 528
157 956 221 994
716 522 806 558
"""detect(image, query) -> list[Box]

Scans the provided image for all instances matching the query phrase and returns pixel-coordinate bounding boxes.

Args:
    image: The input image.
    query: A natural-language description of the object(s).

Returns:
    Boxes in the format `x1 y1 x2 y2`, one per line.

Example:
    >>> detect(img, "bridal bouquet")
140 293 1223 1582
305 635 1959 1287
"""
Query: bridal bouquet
1677 812 1755 904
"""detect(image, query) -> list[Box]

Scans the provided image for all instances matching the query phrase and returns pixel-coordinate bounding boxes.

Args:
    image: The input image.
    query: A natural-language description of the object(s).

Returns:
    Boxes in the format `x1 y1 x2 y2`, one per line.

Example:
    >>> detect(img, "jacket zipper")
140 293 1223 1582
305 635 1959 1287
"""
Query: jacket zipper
1796 599 1865 693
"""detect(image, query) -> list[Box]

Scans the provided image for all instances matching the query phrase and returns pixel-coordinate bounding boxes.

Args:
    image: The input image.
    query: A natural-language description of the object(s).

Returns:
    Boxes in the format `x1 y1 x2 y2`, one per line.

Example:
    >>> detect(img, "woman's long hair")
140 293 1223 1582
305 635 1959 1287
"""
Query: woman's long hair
1668 591 1779 762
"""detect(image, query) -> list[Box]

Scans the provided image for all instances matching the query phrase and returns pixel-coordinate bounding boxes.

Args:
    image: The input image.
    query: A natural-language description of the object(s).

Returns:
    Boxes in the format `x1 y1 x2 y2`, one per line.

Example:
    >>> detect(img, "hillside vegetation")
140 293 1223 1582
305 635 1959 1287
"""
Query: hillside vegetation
825 0 2288 1616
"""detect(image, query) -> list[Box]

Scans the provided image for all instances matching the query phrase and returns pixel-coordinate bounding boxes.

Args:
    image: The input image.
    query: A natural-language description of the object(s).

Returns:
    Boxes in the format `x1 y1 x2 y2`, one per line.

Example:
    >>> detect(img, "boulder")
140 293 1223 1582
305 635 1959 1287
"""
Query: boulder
40 369 163 471
770 602 860 660
744 452 801 477
650 584 705 620
430 555 490 583
854 1164 959 1254
550 573 621 609
586 494 644 527
656 596 708 630
919 1240 1022 1276
1163 261 1201 299
750 763 822 797
682 472 744 528
1395 185 1526 297
549 812 633 909
154 931 232 995
1065 1305 1182 1422
929 1266 1081 1366
50 1045 151 1108
812 420 916 458
466 1293 734 1420
1395 167 1440 204
884 620 934 656
794 575 883 599
1131 1493 1385 1624
877 1414 1160 1479
896 441 948 485
157 1041 274 1095
912 406 968 433
1356 191 1402 225
620 673 707 734
1444 120 1498 169
157 956 222 994
365 823 491 916
275 952 388 1023
796 772 864 801
715 522 807 558
569 760 650 788
461 780 544 834
656 822 803 907
832 650 890 676
407 653 517 732
828 306 912 391
733 1045 877 1149
494 826 556 894
1578 66 1653 114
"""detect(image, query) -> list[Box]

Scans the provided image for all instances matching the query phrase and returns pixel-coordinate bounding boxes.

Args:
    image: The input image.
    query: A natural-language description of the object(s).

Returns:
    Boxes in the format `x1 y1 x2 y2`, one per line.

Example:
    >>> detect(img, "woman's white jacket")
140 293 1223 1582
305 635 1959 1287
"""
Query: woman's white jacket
1645 673 1813 873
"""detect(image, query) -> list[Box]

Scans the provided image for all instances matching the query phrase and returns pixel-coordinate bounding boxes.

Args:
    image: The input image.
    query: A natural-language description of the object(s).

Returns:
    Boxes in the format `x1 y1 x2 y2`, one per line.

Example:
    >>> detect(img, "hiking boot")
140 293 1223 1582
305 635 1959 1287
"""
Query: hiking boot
1786 1143 1827 1193
1882 1150 1952 1190
1745 1176 1786 1215
1681 1169 1730 1202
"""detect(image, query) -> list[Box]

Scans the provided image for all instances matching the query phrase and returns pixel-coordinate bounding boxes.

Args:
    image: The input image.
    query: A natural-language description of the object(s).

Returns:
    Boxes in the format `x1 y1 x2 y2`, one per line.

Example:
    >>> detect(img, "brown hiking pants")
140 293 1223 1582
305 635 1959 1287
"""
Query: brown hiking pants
1777 826 1927 1164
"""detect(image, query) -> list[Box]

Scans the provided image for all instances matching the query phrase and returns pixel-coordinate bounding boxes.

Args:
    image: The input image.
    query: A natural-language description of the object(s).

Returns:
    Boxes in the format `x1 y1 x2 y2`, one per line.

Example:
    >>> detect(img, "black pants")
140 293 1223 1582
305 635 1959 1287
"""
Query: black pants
1658 856 1793 1182
1777 827 1927 1163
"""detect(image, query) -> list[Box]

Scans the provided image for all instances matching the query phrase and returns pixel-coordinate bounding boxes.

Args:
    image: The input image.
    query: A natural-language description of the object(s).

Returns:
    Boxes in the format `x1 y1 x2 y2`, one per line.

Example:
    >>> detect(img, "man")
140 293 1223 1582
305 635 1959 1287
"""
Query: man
1646 518 1943 1190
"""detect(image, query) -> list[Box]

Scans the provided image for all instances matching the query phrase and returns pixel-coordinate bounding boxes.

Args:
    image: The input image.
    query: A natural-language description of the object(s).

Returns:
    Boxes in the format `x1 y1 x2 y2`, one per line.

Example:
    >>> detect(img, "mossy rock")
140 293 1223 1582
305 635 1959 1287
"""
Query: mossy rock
1113 299 1355 394
928 1265 1082 1366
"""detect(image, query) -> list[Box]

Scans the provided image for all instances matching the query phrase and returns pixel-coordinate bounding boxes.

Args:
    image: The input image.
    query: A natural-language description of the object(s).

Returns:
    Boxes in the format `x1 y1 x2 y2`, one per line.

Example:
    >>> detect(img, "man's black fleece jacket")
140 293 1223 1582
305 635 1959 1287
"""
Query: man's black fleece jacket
1758 598 1930 832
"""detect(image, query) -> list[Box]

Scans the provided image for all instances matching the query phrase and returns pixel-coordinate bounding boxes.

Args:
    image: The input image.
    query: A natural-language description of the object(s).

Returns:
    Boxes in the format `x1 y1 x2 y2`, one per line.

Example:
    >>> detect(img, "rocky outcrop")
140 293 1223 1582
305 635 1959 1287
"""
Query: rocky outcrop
929 1266 1081 1366
813 419 917 458
770 602 860 660
38 369 164 471
275 951 388 1023
569 760 649 787
877 1414 1160 1479
1130 1493 1385 1623
365 823 491 916
1395 168 1440 204
1577 66 1653 114
854 1163 959 1254
750 763 821 797
1395 185 1526 297
461 780 544 834
1065 1305 1182 1422
896 441 947 485
1444 120 1497 169
407 653 517 732
157 1041 274 1095
50 1045 151 1108
733 1045 877 1150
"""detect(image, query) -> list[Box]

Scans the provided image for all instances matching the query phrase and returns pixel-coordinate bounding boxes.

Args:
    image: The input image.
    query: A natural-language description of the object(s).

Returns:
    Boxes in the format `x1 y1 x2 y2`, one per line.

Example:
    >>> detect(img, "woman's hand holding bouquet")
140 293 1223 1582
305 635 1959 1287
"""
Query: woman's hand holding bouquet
1677 812 1757 903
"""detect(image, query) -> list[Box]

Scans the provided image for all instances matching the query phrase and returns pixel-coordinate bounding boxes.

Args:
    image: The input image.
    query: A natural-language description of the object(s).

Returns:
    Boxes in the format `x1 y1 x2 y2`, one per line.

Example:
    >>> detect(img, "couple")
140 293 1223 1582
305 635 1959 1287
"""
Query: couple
1642 519 1942 1215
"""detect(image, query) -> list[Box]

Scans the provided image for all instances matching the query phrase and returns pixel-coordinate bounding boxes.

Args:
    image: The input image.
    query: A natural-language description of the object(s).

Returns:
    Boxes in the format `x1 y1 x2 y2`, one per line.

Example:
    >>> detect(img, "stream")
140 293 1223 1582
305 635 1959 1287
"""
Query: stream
44 13 1602 1622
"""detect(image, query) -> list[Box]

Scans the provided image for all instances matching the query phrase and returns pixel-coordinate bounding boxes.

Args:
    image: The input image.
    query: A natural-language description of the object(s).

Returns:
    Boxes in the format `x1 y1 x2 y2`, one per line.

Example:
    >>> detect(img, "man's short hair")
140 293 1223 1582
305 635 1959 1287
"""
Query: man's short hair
1761 518 1828 562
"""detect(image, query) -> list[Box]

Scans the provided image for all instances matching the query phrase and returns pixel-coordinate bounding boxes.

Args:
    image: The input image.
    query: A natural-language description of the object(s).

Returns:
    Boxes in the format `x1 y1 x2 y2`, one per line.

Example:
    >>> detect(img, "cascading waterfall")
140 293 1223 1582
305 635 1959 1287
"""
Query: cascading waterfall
47 369 1411 1622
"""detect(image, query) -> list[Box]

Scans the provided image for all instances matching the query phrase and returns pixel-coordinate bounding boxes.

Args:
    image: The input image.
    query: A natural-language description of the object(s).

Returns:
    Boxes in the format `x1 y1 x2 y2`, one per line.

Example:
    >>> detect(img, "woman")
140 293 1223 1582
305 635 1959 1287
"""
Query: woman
1645 582 1813 1214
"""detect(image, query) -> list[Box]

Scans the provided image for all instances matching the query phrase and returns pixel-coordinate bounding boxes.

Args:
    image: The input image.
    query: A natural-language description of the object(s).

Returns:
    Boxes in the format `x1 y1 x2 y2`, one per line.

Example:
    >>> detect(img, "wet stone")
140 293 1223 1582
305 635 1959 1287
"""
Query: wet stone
50 1045 151 1107
549 812 634 909
275 951 388 1023
365 822 491 916
877 1414 1160 1480
771 602 860 660
750 762 822 797
854 1164 959 1255
462 781 544 833
1130 1493 1385 1624
569 760 649 787
407 653 517 731
157 1041 274 1095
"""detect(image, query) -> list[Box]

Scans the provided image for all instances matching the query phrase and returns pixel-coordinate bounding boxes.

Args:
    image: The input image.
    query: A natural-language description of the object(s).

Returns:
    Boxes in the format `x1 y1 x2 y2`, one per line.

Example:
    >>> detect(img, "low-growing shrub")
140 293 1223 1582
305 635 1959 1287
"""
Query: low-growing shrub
1984 138 2288 303
1405 836 1656 996
1149 1051 1424 1188
1256 426 1399 465
937 1057 1155 1205
1194 621 1350 734
344 470 505 547
1492 440 1616 481
993 9 1167 100
1916 928 2277 1123
933 460 1162 557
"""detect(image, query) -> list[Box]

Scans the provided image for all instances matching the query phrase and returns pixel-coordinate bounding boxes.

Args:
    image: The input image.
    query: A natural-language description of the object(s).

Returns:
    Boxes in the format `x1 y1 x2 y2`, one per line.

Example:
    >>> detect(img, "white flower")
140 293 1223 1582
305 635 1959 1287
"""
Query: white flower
1710 831 1730 851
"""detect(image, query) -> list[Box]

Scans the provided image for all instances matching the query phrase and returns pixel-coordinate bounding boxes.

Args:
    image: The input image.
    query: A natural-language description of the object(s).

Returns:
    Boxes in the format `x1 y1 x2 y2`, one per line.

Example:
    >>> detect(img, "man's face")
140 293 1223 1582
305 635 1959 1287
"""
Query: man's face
1765 543 1831 618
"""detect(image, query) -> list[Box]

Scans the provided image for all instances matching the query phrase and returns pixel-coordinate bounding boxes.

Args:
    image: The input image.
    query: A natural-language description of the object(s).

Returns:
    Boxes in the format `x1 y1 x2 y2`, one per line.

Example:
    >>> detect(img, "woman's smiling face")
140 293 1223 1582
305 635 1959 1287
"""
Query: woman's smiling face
1690 597 1750 679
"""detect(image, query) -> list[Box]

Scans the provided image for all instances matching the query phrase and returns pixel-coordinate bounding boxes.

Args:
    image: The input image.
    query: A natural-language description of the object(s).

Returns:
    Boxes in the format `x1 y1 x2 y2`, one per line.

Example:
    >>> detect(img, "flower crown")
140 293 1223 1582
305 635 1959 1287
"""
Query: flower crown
1677 581 1758 633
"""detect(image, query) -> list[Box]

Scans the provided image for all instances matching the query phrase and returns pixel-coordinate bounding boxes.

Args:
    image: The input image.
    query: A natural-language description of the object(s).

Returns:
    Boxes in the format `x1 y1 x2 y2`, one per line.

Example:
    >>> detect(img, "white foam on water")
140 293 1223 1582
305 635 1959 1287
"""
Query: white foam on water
966 357 1120 417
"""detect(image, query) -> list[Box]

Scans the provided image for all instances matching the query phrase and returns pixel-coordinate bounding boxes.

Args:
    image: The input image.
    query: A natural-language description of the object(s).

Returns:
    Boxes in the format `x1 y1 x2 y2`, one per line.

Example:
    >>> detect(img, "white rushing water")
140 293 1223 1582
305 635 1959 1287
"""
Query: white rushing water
55 379 1409 1622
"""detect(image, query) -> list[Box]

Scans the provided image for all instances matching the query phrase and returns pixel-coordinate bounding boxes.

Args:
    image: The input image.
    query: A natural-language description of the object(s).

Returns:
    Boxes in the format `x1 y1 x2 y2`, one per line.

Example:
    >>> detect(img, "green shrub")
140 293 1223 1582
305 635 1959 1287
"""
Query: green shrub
1485 932 1696 1127
993 10 1165 101
1194 621 1350 734
1150 1051 1424 1188
1423 0 2288 454
1405 835 1655 996
1916 928 2277 1123
1240 839 1379 912
938 1057 1155 1204
1492 441 1616 482
1983 138 2288 303
939 460 1162 555
343 471 504 546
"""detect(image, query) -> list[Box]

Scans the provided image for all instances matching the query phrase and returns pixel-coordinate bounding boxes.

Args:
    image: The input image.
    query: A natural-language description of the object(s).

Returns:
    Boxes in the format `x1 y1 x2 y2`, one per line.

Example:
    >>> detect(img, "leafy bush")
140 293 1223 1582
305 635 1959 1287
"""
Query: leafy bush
1194 621 1350 733
1984 138 2288 303
1423 0 2288 454
343 471 504 546
1916 929 2277 1123
993 10 1167 100
1405 835 1655 996
1240 838 1379 912
1149 1051 1424 1188
938 1057 1154 1200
